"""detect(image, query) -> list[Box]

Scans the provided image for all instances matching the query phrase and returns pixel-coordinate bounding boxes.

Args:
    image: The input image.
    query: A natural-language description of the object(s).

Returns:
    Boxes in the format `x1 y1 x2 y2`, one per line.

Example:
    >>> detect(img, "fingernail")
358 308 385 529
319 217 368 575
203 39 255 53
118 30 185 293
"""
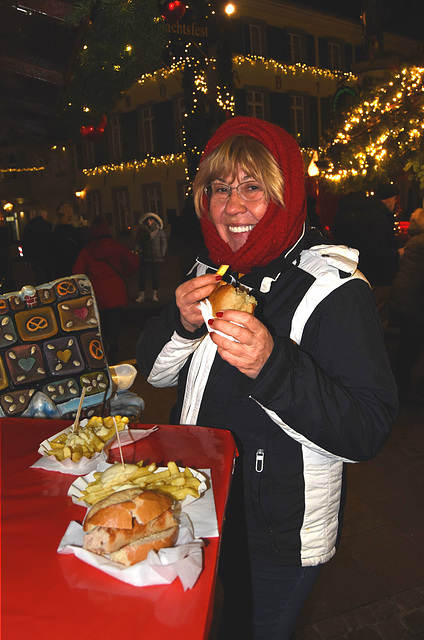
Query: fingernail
215 275 222 281
216 311 223 318
208 318 214 326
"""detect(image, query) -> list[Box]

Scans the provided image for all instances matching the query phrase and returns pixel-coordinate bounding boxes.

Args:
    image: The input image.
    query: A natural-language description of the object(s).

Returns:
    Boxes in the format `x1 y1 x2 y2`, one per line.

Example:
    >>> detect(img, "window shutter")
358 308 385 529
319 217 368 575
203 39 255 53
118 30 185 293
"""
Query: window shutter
230 19 244 54
269 92 290 130
93 135 109 166
154 101 175 156
306 34 316 66
320 96 332 134
244 23 251 54
267 26 286 61
345 43 353 71
318 37 329 69
235 89 247 116
309 96 319 147
120 111 139 161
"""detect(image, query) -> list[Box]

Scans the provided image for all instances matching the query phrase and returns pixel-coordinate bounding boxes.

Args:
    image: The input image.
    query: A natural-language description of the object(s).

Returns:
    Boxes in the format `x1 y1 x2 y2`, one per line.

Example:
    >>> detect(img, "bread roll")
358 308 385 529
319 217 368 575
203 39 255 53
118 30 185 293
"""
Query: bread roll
208 282 257 316
82 489 179 566
110 526 179 567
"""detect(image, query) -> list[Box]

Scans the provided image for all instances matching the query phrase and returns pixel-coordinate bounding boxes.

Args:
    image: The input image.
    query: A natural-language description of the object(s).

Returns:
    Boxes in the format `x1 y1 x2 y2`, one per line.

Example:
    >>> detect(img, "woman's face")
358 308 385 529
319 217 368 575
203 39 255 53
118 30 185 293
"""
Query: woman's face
208 167 268 253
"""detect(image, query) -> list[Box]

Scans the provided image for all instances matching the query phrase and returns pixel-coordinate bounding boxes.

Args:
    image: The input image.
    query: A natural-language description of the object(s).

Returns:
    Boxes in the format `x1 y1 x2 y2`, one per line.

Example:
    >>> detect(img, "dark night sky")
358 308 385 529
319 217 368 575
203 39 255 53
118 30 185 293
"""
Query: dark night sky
301 0 424 41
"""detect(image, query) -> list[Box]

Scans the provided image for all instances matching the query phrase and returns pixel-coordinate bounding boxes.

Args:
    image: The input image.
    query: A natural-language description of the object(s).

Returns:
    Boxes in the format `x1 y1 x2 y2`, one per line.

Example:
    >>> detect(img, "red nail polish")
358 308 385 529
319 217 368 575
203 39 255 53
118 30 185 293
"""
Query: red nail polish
208 318 214 325
215 275 222 281
216 311 223 318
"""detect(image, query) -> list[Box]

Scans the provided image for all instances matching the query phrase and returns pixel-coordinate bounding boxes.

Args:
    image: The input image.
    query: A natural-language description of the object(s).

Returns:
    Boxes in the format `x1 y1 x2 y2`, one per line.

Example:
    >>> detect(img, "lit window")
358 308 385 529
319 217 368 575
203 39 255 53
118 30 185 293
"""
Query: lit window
247 90 265 119
145 185 161 214
114 188 131 231
288 33 303 63
290 95 305 142
328 42 342 70
142 106 154 154
111 116 122 160
249 24 262 55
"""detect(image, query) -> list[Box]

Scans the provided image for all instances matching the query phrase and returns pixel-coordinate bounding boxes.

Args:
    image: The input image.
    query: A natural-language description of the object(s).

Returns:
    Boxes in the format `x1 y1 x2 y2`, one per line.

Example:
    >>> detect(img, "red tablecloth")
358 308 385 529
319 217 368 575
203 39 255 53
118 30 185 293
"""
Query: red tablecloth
1 418 237 640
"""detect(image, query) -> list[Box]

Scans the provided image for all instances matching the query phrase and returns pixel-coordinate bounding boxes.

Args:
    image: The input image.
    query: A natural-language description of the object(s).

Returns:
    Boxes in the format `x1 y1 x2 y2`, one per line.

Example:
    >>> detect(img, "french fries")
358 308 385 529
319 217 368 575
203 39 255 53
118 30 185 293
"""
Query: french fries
217 264 229 276
43 415 129 462
80 460 202 505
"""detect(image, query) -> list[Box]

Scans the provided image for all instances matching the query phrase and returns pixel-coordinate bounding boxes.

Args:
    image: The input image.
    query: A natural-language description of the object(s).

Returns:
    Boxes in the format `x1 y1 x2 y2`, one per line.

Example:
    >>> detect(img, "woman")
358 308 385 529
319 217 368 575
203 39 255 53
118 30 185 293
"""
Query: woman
73 216 139 364
134 213 167 303
137 117 397 639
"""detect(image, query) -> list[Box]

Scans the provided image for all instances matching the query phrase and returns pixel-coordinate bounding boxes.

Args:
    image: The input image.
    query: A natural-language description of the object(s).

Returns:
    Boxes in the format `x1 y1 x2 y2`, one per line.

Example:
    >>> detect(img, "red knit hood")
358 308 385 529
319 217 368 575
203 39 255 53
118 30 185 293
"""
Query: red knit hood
199 116 306 272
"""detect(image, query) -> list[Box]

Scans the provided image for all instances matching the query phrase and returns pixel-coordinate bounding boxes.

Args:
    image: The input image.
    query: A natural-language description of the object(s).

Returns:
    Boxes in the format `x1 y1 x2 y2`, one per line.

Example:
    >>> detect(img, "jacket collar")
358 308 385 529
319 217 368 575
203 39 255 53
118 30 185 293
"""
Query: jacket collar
196 222 327 293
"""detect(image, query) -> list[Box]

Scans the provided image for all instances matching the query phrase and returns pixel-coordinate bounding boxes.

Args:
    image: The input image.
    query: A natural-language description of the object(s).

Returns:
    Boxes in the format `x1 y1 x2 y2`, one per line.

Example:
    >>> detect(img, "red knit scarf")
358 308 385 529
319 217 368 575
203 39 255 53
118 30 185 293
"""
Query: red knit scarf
199 116 306 273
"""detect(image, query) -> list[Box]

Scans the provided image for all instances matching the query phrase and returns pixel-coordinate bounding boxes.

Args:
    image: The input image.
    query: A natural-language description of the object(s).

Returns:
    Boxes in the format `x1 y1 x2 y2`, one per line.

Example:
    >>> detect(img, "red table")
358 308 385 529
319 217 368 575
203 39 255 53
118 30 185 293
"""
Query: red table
1 418 237 640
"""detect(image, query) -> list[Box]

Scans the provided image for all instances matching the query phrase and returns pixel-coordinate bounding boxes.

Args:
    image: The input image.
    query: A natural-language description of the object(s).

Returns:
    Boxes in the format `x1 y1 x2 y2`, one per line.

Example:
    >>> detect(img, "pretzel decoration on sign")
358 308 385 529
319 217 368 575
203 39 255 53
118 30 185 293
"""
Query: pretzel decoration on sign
57 281 77 296
89 339 104 360
26 316 48 332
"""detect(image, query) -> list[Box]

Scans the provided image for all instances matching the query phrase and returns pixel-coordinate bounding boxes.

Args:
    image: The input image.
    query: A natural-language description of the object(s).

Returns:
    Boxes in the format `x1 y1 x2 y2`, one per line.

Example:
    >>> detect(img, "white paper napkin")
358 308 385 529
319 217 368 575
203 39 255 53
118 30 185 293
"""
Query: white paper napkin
31 426 158 475
198 299 242 342
57 512 204 590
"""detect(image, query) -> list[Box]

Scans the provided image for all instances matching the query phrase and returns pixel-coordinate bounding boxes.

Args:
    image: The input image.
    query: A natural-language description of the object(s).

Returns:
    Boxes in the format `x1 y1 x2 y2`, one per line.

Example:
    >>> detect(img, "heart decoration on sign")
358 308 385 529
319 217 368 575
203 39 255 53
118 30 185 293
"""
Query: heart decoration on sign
73 308 88 320
18 357 36 371
57 349 72 363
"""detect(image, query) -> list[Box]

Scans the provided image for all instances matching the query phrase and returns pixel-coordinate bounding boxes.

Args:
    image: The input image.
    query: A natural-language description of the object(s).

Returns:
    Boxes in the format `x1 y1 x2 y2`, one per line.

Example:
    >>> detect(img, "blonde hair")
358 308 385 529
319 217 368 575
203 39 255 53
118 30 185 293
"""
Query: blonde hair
192 135 285 218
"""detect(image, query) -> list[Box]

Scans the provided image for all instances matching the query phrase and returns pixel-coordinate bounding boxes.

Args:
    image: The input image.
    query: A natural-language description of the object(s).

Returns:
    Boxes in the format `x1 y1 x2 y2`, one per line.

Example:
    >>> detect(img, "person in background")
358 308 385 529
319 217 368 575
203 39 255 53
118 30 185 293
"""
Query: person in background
168 194 204 280
50 202 85 279
390 208 424 402
21 208 53 284
0 224 16 293
332 183 403 331
134 213 167 303
137 116 397 639
73 216 139 364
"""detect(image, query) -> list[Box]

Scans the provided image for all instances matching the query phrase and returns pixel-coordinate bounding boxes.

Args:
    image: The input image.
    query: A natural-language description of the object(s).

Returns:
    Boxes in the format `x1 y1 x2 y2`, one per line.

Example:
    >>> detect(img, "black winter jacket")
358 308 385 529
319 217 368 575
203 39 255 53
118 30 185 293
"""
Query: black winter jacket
137 228 397 567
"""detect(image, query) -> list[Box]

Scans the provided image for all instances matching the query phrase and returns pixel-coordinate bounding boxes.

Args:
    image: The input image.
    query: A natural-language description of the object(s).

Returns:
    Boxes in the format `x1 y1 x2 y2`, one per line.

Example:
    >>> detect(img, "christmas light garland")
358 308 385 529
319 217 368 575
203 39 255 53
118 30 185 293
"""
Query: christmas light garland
321 65 424 190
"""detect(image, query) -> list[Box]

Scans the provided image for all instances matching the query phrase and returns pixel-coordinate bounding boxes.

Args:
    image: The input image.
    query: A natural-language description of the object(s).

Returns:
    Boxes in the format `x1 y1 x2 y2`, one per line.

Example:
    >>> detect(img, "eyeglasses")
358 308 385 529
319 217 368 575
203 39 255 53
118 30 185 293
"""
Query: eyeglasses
205 181 265 202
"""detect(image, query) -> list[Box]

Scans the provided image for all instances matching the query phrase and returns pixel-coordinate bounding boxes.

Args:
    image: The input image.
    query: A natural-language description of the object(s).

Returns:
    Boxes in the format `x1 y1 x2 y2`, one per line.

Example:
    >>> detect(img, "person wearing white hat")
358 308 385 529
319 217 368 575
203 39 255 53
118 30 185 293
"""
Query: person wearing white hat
134 213 167 303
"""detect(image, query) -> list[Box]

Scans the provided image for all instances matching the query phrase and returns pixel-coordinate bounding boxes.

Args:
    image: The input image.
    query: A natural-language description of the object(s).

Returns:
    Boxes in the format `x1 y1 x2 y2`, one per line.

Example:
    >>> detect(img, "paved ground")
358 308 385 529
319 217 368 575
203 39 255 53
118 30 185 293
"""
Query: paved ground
12 253 424 640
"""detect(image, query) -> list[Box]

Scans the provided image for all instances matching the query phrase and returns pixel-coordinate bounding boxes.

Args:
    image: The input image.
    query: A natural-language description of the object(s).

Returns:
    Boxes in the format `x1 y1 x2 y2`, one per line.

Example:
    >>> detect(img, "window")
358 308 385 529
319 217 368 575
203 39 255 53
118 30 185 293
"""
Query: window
142 184 162 216
249 24 262 55
82 140 95 166
290 95 305 143
112 187 131 232
328 41 342 70
288 33 303 63
86 190 102 217
247 91 265 119
142 106 154 154
110 115 122 160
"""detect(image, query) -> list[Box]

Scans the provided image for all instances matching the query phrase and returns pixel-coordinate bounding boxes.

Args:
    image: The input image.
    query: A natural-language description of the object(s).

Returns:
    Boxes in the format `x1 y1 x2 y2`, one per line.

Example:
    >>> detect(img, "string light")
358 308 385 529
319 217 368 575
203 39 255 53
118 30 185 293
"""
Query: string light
1 166 45 173
321 65 424 188
82 153 185 177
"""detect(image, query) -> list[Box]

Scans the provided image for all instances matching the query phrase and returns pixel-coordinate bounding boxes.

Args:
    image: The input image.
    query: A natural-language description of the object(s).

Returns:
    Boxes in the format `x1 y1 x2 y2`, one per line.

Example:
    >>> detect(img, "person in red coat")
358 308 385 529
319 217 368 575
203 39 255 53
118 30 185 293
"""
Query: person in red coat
73 216 139 364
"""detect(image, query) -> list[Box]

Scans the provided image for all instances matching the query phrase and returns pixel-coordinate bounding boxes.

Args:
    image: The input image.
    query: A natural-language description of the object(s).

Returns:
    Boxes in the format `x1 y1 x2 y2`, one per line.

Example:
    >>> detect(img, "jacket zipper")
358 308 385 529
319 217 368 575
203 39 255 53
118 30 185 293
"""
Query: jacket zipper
255 448 265 472
255 448 279 552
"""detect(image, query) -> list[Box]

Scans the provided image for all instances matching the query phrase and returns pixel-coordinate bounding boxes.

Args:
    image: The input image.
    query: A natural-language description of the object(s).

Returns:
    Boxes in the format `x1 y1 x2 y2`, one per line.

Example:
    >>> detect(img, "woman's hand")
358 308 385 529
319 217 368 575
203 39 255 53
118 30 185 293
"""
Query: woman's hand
208 310 274 378
176 274 222 332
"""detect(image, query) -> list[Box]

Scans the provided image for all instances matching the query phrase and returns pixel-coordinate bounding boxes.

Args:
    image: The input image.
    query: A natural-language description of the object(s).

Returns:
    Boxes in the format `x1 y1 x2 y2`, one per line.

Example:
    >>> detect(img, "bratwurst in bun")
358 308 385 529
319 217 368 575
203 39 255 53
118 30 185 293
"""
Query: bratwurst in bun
83 488 178 567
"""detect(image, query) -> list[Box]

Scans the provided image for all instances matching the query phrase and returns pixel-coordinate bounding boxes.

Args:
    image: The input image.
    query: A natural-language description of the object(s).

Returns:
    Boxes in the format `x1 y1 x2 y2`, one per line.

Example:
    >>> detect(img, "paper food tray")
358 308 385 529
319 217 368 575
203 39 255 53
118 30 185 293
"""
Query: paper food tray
35 419 127 474
33 425 158 476
58 512 204 590
68 461 209 509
